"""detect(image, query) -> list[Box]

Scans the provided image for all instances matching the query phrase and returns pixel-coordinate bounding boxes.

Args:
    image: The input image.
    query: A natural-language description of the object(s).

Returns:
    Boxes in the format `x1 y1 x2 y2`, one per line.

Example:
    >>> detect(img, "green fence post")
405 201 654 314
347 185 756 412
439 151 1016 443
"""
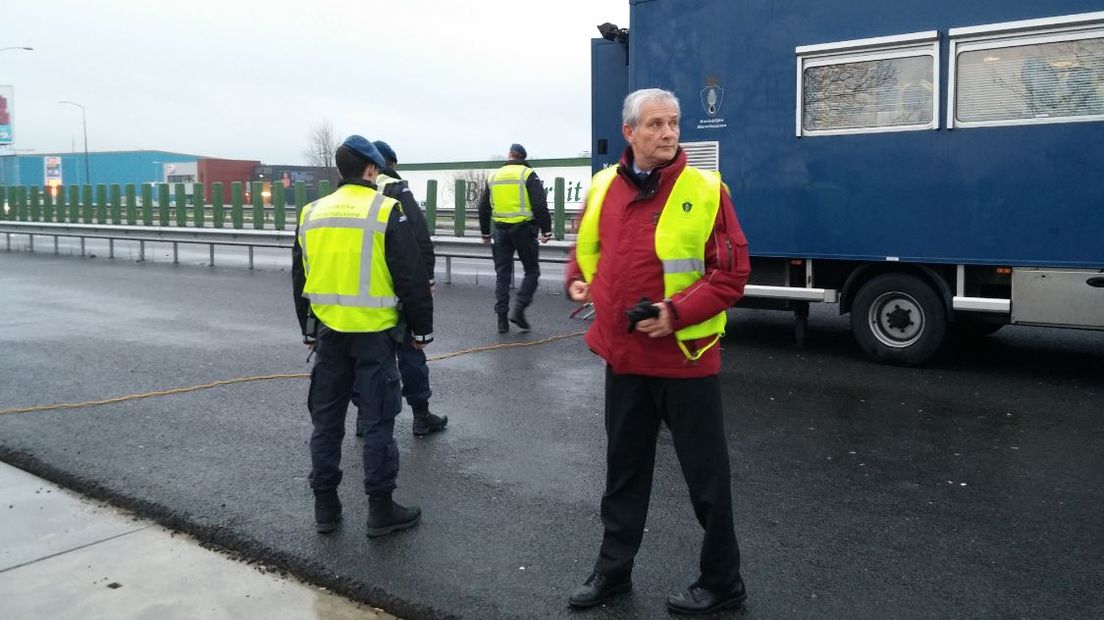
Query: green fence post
193 183 205 227
251 181 264 229
29 187 41 221
82 186 94 223
424 180 437 233
293 180 307 226
453 180 466 237
211 183 224 228
231 182 243 229
95 185 108 223
13 187 24 220
318 180 331 198
140 184 153 225
69 186 80 223
110 185 122 225
158 183 170 226
272 183 286 230
554 177 565 240
125 185 137 225
174 183 187 227
43 187 56 222
53 187 66 222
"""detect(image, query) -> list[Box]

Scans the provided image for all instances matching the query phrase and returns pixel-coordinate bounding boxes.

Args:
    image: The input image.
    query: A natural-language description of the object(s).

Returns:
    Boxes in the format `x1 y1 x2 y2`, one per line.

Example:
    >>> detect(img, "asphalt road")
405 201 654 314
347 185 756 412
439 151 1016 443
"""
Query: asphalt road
0 249 1101 619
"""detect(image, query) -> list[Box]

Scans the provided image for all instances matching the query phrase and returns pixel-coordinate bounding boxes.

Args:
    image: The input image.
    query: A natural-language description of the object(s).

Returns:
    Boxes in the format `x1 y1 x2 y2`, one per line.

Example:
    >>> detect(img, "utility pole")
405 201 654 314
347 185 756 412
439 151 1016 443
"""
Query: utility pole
58 100 89 185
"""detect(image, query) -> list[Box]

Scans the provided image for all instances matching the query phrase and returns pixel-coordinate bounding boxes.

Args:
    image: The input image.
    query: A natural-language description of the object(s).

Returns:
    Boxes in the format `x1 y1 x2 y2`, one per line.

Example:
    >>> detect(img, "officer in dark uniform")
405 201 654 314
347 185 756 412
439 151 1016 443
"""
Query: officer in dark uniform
478 143 552 333
292 135 433 537
350 140 446 438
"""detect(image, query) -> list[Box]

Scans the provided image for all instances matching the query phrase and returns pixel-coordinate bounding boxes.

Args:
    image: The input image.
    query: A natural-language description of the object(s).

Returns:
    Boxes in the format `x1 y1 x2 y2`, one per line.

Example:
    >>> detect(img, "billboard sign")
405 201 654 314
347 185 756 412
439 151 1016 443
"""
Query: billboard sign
44 156 63 186
0 85 12 145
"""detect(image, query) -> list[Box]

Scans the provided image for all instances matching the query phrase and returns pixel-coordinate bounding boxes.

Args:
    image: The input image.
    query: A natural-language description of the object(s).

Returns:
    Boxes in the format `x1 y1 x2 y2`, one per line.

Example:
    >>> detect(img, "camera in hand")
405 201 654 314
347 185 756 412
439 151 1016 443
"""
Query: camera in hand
626 297 661 333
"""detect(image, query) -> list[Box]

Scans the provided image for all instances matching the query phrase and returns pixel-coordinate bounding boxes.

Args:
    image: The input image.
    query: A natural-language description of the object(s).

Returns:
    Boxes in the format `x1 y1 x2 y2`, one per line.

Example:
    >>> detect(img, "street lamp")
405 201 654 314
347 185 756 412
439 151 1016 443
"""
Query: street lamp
57 100 89 185
0 46 34 53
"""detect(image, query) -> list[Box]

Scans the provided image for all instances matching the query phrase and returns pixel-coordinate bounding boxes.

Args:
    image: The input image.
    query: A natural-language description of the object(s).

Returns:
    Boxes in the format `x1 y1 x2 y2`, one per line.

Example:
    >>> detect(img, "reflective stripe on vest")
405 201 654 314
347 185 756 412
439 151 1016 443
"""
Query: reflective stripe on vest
576 165 726 360
489 164 533 223
298 185 400 333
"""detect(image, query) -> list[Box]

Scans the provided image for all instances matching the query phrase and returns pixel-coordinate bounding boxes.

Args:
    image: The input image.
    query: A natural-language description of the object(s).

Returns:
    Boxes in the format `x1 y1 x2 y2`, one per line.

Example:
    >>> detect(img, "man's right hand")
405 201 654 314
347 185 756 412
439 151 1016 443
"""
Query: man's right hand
303 336 316 349
481 234 492 245
568 280 591 303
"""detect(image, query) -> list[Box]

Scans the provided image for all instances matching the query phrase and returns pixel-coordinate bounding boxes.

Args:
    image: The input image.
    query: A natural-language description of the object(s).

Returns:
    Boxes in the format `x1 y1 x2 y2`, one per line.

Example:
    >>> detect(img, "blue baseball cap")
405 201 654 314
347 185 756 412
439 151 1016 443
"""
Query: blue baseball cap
339 134 387 169
509 143 527 159
372 140 398 166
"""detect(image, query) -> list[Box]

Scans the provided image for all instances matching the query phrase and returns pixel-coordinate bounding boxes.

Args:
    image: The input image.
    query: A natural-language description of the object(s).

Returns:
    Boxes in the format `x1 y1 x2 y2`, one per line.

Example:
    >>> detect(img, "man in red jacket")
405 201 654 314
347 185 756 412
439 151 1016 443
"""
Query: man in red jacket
565 88 751 615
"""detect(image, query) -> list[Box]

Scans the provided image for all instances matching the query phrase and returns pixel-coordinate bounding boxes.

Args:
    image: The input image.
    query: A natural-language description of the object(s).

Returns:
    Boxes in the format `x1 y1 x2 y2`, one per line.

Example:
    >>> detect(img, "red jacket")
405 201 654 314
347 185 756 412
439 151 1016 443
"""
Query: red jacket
566 148 751 378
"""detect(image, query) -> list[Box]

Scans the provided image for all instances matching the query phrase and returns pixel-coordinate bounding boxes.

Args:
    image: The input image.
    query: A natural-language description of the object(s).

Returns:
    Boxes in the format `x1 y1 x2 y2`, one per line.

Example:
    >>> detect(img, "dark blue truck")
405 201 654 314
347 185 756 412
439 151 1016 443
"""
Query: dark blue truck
591 1 1104 365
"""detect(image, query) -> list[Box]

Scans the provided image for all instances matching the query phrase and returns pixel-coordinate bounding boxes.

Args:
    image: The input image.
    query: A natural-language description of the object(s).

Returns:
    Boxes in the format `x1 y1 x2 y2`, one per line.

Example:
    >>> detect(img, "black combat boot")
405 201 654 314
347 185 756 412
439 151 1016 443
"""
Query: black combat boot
497 314 509 334
313 489 342 534
366 494 421 538
509 305 531 332
412 407 448 436
568 571 632 608
666 578 747 615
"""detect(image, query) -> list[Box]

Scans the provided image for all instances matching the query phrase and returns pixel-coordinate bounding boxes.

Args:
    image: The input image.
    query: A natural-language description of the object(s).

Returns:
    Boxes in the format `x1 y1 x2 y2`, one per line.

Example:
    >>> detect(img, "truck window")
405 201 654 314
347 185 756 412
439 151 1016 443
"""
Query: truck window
796 32 939 137
952 27 1104 127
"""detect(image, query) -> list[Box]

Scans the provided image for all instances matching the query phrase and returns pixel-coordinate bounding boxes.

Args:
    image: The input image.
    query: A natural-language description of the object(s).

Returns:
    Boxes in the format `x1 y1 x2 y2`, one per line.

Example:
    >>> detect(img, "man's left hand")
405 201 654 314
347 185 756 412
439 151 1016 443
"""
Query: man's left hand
635 302 673 338
540 232 553 244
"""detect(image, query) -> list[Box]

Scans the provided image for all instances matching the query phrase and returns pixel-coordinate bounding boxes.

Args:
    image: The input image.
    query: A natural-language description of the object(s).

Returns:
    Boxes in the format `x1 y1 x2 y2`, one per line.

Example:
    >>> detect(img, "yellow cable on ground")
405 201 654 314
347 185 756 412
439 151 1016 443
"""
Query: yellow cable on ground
0 331 586 417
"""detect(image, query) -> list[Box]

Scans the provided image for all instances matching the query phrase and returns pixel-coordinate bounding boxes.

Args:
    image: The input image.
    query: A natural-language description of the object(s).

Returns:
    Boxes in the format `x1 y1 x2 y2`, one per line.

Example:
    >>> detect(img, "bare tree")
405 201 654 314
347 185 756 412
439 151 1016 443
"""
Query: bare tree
305 120 340 168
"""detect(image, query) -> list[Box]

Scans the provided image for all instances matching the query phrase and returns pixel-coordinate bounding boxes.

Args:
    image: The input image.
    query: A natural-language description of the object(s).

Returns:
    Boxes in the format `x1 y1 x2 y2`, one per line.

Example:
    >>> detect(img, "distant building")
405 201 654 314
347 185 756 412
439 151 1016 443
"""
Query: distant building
247 164 338 205
0 150 259 203
0 150 198 188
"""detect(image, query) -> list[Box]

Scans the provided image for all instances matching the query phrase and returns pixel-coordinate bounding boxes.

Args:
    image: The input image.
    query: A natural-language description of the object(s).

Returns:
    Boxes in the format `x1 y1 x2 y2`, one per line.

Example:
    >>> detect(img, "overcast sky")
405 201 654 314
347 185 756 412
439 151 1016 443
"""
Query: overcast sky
2 0 629 164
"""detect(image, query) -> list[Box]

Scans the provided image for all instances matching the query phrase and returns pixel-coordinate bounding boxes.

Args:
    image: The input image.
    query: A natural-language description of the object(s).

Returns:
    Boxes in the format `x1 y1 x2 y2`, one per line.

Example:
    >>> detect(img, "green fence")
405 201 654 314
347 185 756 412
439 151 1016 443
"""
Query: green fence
0 178 573 238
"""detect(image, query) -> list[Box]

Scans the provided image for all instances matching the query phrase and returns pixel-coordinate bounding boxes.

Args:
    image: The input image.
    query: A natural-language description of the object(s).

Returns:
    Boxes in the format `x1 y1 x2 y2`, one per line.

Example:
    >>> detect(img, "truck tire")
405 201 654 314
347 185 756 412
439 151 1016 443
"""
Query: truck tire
850 273 947 366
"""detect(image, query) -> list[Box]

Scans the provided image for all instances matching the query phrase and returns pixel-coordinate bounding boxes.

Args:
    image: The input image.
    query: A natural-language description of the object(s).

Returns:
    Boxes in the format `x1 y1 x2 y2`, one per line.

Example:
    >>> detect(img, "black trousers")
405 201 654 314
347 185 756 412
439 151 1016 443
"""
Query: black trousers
595 367 742 590
492 222 540 316
308 327 402 497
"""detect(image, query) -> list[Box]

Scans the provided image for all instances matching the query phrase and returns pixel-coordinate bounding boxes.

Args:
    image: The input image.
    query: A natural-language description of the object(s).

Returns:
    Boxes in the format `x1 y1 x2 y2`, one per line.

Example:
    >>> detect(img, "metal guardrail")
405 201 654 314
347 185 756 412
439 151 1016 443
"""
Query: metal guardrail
0 221 573 278
0 221 293 269
426 235 572 284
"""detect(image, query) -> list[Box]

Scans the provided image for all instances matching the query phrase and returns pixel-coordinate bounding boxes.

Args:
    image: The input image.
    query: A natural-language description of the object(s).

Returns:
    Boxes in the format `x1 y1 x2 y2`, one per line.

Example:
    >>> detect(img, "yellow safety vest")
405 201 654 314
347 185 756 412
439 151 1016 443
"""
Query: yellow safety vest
576 165 726 360
376 172 400 196
298 184 401 333
489 164 534 224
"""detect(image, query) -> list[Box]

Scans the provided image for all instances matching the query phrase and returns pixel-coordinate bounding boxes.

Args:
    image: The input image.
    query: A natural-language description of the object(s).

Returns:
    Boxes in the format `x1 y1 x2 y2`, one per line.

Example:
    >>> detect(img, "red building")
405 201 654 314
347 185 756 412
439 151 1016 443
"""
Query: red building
198 158 261 202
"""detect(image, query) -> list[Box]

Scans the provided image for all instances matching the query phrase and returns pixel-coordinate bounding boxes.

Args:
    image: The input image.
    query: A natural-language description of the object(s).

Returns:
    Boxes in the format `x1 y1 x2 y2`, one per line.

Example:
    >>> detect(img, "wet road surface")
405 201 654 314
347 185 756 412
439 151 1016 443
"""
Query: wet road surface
0 250 1101 619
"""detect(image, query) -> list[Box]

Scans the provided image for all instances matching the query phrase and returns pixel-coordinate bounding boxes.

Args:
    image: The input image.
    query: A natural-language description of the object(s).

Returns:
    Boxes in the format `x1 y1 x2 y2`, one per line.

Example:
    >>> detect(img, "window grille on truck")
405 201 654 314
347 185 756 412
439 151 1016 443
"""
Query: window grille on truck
680 140 720 171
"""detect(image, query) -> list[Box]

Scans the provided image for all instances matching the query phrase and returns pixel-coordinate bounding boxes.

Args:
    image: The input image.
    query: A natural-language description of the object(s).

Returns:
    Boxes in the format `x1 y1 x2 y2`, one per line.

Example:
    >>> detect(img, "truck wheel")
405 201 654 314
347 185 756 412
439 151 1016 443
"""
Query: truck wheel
850 273 947 366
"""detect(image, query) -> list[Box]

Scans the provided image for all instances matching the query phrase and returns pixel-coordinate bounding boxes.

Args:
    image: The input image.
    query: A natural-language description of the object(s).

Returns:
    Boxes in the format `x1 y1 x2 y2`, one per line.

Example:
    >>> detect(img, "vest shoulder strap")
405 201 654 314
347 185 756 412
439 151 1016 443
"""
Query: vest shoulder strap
682 166 722 196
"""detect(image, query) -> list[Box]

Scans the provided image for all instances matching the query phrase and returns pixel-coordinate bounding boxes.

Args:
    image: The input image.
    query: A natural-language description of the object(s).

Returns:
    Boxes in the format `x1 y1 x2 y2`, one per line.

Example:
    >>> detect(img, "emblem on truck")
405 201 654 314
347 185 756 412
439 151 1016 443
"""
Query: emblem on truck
701 76 724 117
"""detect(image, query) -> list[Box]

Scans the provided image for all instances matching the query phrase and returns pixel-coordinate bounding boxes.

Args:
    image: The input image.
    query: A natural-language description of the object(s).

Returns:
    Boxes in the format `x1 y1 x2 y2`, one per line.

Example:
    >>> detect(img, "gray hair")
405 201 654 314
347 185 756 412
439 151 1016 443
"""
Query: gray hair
622 88 680 128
